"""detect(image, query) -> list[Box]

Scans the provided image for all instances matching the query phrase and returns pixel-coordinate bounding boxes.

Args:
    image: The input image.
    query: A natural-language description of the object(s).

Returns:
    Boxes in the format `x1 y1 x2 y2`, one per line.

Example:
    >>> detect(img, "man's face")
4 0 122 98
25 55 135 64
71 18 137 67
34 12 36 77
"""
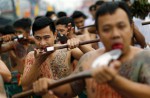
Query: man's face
90 9 96 18
97 8 133 54
56 24 68 36
15 28 28 38
34 26 55 49
74 17 85 28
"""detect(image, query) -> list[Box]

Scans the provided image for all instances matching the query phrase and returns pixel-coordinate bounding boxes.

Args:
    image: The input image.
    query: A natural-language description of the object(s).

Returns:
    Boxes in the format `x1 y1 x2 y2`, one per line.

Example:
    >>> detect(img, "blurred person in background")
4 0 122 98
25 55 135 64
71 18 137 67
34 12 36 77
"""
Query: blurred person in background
71 11 98 49
57 11 67 18
45 11 58 21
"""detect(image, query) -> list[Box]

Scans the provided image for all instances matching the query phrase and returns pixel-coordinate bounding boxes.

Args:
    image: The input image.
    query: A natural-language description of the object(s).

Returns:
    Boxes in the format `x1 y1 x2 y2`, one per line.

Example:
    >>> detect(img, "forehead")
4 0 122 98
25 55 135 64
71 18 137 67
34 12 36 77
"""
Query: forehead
56 24 66 29
74 17 85 22
34 26 53 36
98 8 129 27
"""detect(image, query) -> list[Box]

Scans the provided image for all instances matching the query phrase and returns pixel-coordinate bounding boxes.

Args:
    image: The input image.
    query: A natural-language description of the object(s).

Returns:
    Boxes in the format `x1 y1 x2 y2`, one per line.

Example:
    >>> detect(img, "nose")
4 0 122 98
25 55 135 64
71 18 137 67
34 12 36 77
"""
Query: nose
39 39 47 47
112 28 121 40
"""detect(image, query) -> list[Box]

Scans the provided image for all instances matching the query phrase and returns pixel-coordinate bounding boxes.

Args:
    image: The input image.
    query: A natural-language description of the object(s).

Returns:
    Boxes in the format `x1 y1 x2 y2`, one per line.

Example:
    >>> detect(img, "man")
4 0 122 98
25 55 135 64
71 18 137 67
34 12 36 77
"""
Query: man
22 16 92 98
45 11 58 21
9 18 35 73
72 11 98 49
56 16 94 72
33 2 150 98
85 4 96 26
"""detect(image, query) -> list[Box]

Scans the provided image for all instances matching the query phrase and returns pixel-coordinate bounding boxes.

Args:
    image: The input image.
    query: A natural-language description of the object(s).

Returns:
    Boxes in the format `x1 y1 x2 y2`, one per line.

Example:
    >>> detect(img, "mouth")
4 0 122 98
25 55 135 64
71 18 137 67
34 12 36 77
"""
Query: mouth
112 43 123 50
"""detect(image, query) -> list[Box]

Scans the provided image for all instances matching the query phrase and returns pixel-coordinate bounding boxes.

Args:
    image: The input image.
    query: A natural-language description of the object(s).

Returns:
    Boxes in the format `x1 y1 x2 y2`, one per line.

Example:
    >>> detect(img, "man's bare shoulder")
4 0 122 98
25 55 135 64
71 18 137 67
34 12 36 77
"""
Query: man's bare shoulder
26 51 35 59
78 48 105 66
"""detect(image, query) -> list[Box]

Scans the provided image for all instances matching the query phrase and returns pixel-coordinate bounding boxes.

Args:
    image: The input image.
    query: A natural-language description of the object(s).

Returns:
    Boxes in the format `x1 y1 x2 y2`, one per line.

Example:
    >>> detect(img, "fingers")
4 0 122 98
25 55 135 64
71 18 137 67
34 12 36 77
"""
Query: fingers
67 38 80 49
92 66 113 84
92 60 121 84
33 78 54 96
109 60 121 71
34 48 46 56
2 35 12 42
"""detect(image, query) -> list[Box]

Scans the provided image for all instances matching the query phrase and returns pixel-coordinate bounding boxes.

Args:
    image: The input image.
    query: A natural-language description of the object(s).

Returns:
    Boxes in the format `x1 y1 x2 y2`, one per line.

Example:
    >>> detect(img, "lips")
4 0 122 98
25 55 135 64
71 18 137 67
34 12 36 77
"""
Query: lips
112 43 123 49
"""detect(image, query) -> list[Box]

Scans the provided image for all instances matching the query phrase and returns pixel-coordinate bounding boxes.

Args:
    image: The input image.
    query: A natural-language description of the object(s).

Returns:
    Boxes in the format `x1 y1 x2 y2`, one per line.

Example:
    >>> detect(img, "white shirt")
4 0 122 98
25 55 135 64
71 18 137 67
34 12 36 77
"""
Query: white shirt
133 16 150 44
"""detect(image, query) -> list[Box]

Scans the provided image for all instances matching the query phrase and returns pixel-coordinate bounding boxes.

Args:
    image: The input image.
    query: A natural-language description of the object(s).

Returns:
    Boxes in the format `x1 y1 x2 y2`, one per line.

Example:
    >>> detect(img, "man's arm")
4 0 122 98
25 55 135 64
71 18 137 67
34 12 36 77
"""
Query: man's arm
133 24 146 48
0 75 7 98
109 74 150 98
0 41 15 53
0 60 12 82
22 51 50 91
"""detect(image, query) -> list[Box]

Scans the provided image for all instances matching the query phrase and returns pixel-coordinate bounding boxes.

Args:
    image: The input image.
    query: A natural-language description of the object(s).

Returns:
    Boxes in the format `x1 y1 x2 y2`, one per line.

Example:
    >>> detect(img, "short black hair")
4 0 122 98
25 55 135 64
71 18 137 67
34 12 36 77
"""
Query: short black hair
57 11 67 18
35 16 43 20
13 18 32 32
95 1 105 7
95 1 132 30
56 17 75 28
32 16 55 35
89 4 96 11
45 11 55 17
1 25 15 35
71 11 87 20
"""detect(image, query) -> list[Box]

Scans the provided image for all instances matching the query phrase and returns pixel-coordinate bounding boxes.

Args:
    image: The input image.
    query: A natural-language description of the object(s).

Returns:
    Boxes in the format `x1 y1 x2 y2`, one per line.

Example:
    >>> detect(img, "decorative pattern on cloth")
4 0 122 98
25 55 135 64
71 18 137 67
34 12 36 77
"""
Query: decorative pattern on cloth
88 80 122 98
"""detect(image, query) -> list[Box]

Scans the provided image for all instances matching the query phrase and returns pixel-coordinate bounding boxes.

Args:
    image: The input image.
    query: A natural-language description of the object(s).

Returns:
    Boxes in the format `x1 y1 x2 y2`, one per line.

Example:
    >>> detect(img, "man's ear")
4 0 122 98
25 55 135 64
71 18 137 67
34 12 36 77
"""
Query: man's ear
54 31 58 40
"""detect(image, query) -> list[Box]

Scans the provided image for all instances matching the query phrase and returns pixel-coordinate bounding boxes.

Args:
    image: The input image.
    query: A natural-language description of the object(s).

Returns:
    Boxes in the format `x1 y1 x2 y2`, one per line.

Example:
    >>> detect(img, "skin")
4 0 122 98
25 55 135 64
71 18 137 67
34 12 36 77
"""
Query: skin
0 75 7 98
0 60 12 82
33 8 150 98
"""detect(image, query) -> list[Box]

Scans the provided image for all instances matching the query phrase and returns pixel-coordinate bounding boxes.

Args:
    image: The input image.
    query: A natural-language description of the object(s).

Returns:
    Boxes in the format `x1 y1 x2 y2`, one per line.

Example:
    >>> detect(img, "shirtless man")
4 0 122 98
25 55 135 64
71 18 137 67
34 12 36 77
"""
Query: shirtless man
10 18 35 73
71 11 98 49
22 16 92 98
55 16 94 73
33 2 150 98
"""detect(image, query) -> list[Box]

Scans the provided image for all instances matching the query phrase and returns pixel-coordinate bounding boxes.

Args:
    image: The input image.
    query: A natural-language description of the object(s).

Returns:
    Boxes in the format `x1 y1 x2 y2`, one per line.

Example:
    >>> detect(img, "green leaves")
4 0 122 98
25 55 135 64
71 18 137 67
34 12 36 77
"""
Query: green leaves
131 0 150 19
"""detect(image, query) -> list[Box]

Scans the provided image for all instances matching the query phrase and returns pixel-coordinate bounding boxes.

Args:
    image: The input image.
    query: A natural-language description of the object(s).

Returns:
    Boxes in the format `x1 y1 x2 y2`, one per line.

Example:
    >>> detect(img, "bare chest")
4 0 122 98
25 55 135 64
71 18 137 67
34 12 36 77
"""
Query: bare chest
39 50 72 80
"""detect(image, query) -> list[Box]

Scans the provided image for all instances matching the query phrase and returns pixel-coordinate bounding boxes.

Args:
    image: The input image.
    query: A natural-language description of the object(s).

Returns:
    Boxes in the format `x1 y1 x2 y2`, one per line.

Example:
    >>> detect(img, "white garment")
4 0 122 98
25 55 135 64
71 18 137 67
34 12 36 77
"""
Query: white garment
133 17 150 44
84 17 95 26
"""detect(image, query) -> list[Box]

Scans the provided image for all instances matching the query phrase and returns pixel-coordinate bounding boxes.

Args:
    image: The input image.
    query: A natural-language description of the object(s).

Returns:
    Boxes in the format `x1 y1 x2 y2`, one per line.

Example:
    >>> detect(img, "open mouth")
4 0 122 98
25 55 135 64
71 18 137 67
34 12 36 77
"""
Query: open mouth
112 43 123 49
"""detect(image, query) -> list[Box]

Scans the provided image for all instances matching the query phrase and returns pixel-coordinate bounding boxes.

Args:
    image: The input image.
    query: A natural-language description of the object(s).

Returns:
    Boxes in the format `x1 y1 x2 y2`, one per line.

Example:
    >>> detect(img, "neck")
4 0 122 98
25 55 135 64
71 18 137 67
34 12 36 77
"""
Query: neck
119 46 132 63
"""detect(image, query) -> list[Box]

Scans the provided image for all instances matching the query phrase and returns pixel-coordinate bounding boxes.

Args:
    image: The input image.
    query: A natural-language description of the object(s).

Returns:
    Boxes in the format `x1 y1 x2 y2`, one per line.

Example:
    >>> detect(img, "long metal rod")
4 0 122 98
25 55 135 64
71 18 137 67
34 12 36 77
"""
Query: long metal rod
54 39 99 50
142 21 150 25
12 70 92 98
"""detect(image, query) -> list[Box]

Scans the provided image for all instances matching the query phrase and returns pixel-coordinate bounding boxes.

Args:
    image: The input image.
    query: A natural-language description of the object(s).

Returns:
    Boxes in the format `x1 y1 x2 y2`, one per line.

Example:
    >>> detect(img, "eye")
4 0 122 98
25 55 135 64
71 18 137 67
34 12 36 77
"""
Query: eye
35 36 41 40
103 27 111 33
118 24 126 29
44 36 50 40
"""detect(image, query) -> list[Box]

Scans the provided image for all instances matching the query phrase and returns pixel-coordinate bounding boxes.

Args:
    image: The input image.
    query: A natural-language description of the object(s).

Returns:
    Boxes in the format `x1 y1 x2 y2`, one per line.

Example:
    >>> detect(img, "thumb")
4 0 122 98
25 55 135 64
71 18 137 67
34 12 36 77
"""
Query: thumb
109 60 121 71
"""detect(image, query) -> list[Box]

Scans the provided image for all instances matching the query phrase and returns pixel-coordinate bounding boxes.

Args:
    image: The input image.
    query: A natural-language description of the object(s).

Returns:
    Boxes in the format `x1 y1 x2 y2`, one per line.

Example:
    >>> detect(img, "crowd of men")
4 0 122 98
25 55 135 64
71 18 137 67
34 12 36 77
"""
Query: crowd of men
0 0 150 98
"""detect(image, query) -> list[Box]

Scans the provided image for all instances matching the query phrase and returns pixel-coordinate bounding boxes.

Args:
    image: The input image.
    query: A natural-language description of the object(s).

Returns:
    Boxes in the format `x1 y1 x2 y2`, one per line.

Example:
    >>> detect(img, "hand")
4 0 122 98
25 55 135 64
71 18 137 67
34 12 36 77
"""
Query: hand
92 60 121 84
34 48 49 66
67 23 76 39
67 38 80 49
1 35 12 42
33 78 55 96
